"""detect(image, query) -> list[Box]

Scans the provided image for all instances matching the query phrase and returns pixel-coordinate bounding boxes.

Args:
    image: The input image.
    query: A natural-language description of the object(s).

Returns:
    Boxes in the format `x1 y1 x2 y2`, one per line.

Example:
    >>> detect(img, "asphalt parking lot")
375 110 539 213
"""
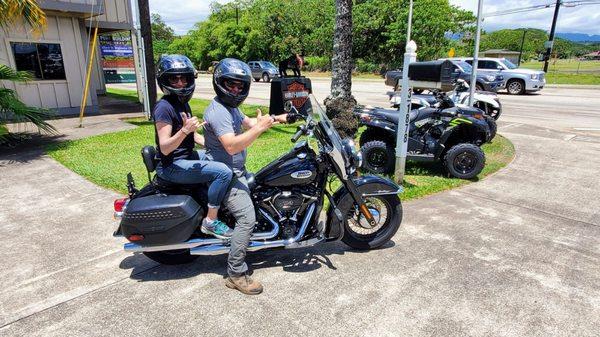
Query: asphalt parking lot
1 82 599 336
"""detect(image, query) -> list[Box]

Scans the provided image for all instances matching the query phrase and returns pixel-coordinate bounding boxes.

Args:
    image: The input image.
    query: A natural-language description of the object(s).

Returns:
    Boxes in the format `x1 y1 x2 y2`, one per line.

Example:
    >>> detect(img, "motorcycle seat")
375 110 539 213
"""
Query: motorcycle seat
142 145 159 173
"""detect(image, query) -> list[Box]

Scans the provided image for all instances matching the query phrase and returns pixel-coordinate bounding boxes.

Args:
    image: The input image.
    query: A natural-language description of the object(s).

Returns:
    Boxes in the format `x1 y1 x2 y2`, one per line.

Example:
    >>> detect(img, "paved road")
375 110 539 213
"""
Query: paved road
2 81 599 336
111 75 600 136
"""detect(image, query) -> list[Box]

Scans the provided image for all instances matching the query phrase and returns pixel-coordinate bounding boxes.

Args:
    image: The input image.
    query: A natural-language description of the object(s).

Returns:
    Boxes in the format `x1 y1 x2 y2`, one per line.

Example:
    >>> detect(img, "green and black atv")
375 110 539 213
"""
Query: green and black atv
356 92 491 179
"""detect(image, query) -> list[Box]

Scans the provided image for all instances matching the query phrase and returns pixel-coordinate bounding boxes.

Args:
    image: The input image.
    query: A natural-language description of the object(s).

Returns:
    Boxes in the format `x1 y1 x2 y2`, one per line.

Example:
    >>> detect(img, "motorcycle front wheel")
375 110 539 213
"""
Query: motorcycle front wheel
341 194 403 250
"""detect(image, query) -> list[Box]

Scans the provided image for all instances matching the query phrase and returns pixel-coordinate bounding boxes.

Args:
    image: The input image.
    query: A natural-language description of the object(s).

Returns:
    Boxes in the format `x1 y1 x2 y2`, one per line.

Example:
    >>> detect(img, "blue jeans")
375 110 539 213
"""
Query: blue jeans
156 150 233 209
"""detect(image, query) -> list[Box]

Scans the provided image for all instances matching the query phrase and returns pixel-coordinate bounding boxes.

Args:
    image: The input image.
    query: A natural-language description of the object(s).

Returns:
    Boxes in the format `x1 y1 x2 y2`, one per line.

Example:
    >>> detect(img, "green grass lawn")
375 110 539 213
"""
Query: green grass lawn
520 59 600 72
46 90 514 201
520 59 600 85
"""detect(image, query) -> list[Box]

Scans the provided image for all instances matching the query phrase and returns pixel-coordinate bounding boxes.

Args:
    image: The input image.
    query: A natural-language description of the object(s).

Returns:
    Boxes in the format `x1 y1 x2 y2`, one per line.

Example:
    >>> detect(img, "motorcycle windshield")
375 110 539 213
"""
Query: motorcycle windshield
305 95 349 178
306 95 344 149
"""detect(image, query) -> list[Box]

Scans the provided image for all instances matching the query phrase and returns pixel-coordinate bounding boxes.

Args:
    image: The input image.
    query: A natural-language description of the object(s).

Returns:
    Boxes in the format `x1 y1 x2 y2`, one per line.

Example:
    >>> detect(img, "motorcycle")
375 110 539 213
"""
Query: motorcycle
357 90 490 179
113 95 403 265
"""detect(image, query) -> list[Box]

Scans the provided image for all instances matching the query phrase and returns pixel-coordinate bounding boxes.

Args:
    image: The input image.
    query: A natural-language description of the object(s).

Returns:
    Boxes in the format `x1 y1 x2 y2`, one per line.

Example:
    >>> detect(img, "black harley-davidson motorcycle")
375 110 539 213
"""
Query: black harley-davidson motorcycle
113 95 403 265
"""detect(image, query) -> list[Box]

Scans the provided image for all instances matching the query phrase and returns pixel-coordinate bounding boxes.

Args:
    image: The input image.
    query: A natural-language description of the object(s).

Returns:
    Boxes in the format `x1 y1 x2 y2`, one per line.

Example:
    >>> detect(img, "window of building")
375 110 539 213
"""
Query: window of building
10 42 66 80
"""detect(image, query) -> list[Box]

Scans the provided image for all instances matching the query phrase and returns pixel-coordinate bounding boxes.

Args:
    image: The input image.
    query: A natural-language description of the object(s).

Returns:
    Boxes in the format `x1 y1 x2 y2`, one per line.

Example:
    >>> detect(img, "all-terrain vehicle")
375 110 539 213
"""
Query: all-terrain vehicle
357 91 491 179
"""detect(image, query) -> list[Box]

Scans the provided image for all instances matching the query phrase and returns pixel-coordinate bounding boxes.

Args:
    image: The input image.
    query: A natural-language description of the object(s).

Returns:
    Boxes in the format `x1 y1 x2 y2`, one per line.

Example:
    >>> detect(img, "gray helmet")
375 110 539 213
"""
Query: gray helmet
156 54 197 103
212 58 252 108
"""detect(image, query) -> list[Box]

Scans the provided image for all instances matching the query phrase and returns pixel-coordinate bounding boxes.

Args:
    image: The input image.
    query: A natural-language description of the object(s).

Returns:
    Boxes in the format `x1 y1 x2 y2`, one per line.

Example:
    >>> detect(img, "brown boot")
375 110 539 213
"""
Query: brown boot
225 274 263 295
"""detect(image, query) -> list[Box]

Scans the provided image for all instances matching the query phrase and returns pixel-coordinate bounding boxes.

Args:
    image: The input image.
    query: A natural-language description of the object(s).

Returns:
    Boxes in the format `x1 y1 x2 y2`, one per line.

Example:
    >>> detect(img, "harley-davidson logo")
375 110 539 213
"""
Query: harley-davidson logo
283 81 310 109
291 170 313 179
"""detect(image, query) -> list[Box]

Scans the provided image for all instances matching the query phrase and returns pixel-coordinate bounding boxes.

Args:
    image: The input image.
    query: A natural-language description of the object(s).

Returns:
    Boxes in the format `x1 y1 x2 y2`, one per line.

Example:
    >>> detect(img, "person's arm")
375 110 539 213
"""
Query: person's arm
219 110 274 155
156 113 200 156
194 132 205 147
242 109 290 129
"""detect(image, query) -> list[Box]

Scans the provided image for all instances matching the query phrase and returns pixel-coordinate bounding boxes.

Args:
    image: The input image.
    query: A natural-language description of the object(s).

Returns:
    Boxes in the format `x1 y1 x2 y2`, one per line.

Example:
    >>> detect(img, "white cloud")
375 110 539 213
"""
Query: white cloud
148 0 231 35
450 0 600 35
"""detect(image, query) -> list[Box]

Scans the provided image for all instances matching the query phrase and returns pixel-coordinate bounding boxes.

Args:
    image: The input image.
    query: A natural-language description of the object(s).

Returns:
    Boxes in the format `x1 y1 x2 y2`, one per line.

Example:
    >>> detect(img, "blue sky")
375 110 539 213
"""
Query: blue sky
148 0 600 36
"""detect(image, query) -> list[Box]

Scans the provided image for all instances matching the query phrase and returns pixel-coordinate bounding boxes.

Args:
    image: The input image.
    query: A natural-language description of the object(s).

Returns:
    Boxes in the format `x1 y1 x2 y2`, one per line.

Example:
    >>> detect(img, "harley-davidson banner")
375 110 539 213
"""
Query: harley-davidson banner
269 77 313 116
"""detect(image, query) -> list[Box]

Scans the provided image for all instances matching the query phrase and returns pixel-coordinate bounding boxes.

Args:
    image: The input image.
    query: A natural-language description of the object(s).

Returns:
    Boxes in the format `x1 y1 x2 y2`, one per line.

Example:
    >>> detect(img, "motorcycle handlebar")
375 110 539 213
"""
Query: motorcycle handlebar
291 125 305 143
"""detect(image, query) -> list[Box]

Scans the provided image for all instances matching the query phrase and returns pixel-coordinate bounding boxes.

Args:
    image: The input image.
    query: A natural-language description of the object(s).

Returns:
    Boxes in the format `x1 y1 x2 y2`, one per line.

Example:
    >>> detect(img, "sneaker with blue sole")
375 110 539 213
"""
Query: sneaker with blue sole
201 219 234 239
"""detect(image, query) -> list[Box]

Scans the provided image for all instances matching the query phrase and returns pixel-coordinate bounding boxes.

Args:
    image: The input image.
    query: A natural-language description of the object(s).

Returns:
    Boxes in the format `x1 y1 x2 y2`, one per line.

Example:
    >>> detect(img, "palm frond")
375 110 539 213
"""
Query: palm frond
0 0 47 33
0 87 56 135
0 64 32 81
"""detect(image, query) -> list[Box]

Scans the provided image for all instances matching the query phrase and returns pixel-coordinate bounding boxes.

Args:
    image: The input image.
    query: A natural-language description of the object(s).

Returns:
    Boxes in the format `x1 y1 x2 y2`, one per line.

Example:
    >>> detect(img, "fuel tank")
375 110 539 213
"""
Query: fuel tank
255 141 318 187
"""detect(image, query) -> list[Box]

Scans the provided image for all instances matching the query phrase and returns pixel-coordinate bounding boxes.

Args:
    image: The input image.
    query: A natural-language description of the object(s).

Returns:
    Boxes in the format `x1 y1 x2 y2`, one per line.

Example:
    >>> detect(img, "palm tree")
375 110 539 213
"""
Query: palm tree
324 0 357 139
0 0 55 143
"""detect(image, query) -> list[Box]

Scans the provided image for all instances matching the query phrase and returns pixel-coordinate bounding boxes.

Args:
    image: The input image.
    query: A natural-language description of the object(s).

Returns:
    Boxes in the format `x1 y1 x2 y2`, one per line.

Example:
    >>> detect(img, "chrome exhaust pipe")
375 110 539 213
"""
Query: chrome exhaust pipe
123 209 281 253
190 203 316 256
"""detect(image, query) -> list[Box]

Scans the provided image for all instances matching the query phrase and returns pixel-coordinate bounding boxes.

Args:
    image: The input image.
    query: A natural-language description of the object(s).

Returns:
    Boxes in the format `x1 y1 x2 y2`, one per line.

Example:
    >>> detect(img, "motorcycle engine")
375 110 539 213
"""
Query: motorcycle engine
272 191 304 212
255 187 318 239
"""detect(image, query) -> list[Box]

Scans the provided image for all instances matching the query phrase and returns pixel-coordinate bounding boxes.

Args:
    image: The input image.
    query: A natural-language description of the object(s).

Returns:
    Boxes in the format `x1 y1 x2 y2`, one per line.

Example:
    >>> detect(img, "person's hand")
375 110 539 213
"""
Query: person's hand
272 113 288 123
181 112 201 135
255 108 275 132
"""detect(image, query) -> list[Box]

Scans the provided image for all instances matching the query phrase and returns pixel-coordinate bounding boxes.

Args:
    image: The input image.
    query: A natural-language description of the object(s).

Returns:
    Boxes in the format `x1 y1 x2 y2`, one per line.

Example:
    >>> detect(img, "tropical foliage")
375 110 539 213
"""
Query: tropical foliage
165 0 475 71
0 0 56 143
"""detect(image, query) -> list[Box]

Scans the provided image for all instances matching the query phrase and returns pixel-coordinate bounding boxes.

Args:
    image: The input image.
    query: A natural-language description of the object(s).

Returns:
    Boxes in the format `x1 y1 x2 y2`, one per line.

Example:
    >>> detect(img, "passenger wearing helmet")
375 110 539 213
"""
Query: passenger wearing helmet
203 58 289 295
153 54 234 239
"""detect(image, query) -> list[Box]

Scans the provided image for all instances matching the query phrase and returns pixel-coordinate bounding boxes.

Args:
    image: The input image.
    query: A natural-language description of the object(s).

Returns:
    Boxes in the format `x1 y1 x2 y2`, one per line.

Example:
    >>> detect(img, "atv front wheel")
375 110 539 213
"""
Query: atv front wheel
360 140 395 174
444 143 485 179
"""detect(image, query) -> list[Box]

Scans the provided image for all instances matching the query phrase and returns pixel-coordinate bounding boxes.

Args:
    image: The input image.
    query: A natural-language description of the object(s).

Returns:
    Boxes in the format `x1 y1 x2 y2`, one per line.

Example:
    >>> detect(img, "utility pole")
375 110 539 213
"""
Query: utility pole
138 0 157 113
468 0 483 106
518 29 527 66
543 0 561 73
394 0 414 184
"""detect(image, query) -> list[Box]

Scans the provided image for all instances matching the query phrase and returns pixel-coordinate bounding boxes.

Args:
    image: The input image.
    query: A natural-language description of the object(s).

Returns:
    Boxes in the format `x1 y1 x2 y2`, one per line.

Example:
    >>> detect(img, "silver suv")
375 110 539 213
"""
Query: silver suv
451 57 545 95
248 60 280 82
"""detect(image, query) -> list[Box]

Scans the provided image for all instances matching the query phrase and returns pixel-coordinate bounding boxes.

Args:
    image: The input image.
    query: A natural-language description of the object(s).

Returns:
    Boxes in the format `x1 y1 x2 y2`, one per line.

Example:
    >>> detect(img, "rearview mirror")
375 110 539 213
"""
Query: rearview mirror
284 100 293 113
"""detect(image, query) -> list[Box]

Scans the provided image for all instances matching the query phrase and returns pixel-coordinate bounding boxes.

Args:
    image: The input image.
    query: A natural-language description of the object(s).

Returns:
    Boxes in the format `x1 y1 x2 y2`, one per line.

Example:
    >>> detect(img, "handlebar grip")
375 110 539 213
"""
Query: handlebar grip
291 129 303 143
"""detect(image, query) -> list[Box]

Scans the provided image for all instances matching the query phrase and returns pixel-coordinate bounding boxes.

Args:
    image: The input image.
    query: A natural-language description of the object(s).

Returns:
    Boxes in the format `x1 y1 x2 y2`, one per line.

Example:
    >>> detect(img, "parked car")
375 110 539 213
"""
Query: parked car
248 60 280 82
385 59 505 93
451 57 545 95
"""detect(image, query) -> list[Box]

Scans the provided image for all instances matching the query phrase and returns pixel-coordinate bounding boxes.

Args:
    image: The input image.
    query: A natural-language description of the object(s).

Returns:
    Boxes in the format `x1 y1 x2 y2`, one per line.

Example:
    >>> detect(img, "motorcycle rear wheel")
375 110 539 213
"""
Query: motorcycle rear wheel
144 249 199 265
341 194 403 250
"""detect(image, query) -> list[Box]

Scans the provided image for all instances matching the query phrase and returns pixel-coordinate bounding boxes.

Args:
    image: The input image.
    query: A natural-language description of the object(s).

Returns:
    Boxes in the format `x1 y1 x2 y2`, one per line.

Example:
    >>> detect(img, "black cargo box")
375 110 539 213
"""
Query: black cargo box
120 194 202 246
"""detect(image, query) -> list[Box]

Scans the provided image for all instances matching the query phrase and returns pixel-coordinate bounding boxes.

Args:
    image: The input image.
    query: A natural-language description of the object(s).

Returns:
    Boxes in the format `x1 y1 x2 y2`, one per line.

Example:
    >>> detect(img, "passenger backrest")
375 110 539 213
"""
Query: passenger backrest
141 146 158 173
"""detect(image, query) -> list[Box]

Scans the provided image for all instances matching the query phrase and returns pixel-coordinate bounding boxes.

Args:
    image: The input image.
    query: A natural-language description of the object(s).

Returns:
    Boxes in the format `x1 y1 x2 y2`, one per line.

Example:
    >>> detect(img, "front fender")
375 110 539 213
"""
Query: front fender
325 176 402 240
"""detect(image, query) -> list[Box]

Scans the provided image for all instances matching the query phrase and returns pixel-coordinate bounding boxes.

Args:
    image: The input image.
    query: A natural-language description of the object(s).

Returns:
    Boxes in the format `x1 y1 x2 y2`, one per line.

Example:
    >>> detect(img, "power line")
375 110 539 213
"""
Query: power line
484 0 600 18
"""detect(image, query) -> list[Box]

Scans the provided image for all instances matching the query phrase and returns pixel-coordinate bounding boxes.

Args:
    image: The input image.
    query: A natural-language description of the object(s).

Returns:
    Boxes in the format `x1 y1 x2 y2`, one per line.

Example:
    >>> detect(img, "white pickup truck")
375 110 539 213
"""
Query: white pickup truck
450 57 546 95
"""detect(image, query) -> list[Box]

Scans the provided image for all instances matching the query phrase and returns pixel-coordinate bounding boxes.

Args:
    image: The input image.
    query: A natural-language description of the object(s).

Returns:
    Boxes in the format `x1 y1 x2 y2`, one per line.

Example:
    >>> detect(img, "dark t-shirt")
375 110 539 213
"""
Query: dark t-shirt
153 95 194 166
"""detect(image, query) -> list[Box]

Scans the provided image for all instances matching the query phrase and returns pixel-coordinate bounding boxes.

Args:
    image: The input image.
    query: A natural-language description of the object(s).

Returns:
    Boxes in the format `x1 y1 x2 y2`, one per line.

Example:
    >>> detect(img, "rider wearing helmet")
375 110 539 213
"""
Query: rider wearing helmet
202 58 289 295
153 55 234 239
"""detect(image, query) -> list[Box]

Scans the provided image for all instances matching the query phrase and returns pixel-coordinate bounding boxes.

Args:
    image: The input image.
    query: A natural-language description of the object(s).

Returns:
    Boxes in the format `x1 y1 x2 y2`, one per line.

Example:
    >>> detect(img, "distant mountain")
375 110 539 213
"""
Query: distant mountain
555 33 600 42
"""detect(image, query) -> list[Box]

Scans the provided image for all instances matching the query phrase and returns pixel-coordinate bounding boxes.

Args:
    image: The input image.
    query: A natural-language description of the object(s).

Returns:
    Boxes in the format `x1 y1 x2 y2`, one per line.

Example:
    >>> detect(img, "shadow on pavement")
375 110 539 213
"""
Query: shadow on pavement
123 240 396 282
0 133 67 165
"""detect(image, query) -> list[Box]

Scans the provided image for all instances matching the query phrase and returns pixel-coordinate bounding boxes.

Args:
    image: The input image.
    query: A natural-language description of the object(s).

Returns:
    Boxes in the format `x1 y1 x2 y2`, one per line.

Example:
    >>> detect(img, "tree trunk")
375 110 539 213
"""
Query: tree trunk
138 0 157 112
325 0 357 139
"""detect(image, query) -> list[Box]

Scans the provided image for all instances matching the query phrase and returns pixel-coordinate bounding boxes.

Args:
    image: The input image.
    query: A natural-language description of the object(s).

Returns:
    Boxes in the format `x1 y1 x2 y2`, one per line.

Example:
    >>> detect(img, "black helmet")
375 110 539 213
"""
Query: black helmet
212 58 252 108
156 54 197 103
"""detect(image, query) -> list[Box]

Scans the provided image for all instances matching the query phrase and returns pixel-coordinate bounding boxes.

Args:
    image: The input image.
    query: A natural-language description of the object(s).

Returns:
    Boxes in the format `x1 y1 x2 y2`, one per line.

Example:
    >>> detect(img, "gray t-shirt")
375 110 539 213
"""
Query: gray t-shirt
203 97 247 172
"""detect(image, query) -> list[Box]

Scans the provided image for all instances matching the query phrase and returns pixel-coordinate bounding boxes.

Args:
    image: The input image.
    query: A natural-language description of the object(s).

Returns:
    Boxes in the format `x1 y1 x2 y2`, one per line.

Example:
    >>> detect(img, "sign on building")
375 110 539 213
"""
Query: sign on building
99 32 136 84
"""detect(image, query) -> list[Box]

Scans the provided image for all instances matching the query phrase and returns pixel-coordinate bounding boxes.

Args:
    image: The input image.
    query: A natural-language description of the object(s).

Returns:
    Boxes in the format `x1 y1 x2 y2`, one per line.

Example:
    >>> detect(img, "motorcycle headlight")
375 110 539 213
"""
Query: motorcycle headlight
485 75 496 82
342 138 362 174
531 74 539 80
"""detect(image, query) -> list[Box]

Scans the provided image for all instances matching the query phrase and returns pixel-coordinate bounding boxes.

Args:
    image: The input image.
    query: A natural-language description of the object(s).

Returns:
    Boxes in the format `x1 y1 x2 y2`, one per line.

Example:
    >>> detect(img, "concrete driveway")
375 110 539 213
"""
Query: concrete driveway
1 85 599 336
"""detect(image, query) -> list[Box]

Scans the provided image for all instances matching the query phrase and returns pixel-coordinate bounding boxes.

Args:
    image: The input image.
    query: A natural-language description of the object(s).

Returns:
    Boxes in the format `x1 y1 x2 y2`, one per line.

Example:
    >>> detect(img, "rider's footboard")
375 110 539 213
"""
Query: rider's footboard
120 194 203 246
